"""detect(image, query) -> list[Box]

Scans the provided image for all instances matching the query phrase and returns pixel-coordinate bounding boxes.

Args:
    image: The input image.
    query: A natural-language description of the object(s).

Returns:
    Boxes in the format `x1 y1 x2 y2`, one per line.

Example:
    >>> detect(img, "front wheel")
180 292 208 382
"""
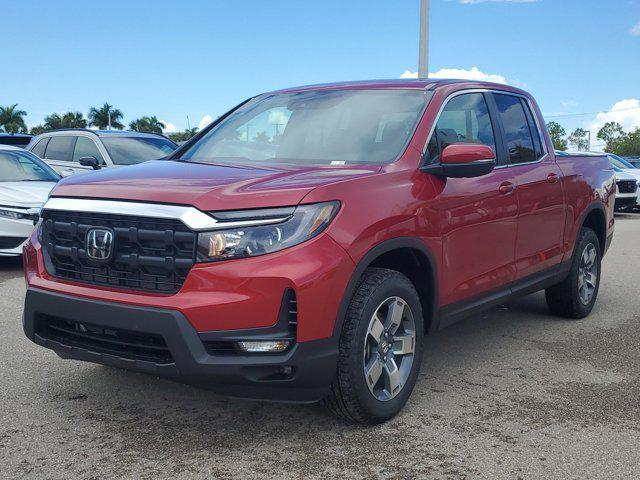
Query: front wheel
545 227 601 319
324 268 424 424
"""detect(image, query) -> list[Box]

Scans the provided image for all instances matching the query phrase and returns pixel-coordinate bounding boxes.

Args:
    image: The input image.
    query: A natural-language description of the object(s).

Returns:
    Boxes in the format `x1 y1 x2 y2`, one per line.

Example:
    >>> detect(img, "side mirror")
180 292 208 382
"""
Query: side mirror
421 144 496 178
79 156 101 170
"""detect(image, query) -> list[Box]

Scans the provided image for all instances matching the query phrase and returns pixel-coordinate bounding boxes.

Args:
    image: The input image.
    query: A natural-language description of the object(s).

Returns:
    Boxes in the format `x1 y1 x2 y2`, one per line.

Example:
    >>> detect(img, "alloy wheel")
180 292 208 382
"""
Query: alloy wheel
578 243 598 305
363 296 416 401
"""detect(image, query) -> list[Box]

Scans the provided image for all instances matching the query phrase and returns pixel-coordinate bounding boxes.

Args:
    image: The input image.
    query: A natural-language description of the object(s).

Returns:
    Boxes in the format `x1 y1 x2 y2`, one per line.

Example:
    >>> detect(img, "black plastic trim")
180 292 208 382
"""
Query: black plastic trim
23 288 337 403
333 237 439 337
438 260 571 329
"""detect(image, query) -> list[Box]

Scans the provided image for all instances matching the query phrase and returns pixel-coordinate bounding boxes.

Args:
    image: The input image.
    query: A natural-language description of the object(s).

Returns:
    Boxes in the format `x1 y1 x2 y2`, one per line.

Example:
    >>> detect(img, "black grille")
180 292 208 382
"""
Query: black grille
617 180 638 194
0 236 27 249
35 314 173 364
41 210 196 293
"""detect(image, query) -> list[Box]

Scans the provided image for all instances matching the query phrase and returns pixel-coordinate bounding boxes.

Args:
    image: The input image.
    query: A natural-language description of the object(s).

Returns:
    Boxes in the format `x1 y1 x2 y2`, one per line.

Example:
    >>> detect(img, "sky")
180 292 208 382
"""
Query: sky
2 0 639 150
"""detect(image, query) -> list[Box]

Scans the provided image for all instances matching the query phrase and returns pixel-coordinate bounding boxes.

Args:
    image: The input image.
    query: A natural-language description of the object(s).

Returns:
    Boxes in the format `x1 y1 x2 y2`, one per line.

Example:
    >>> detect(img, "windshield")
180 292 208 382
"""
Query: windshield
101 137 178 165
181 89 429 166
0 150 60 181
608 153 636 169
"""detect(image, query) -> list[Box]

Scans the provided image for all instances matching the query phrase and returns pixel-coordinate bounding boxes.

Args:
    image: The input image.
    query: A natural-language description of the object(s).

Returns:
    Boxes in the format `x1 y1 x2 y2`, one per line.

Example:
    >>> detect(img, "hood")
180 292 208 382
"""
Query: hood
0 181 56 208
51 160 381 211
615 170 638 181
621 168 640 181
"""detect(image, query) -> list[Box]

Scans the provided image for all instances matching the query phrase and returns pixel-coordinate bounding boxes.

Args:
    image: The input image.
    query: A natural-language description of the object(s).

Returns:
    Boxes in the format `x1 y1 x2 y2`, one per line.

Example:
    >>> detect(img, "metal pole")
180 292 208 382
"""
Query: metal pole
107 110 111 130
418 0 430 78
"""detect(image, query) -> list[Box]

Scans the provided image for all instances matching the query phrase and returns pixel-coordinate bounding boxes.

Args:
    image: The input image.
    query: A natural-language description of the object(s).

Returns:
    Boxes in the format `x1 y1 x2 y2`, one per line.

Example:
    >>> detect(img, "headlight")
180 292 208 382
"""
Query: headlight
0 207 40 222
196 201 340 262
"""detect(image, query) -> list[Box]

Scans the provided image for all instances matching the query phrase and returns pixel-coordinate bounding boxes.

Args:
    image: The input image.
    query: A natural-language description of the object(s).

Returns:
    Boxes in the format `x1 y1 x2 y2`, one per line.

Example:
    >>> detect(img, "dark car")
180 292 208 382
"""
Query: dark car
0 133 33 148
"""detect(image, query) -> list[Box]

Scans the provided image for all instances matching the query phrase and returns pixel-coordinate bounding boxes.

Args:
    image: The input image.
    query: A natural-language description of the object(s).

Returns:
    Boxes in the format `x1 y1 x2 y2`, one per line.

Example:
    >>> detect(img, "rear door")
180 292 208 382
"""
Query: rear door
489 93 565 280
426 92 519 308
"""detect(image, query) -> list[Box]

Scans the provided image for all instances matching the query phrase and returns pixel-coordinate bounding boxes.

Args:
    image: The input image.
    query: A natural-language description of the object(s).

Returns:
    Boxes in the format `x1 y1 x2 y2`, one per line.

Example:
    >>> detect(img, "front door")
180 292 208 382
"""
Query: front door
425 92 519 308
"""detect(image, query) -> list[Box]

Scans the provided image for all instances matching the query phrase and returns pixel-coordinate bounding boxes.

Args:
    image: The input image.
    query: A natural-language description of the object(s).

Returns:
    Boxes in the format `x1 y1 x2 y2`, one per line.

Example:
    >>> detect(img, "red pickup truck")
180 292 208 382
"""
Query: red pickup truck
23 79 615 424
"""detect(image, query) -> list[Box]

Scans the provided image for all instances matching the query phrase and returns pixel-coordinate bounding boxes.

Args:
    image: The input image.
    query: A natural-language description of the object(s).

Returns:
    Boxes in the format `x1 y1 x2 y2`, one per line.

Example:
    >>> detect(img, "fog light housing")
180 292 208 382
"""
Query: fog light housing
237 340 291 353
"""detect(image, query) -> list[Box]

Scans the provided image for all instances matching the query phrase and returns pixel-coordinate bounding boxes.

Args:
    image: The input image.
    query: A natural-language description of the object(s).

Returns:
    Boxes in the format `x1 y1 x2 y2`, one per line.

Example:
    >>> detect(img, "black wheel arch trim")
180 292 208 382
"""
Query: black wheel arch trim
575 201 608 256
332 237 439 339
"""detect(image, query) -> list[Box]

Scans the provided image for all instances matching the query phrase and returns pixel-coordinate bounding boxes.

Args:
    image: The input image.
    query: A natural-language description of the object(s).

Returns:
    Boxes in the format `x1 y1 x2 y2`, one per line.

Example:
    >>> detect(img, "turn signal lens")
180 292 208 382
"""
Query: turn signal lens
237 340 291 353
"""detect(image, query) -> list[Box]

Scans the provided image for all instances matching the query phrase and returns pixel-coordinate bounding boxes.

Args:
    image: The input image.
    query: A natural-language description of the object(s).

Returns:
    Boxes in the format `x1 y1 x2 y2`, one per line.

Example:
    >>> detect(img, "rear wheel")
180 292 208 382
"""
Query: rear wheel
545 227 601 319
324 268 424 424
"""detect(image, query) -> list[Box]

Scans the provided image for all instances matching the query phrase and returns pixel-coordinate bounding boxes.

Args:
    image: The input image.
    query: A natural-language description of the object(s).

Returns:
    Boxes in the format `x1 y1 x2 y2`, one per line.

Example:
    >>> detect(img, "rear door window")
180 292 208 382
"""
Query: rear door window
492 94 537 164
44 136 76 161
31 137 50 157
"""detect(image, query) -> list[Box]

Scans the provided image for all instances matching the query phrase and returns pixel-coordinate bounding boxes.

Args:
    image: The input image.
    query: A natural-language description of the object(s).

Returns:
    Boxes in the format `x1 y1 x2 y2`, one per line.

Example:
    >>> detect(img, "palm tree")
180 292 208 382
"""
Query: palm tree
0 104 28 133
129 116 165 134
88 103 124 130
44 111 87 130
253 131 271 143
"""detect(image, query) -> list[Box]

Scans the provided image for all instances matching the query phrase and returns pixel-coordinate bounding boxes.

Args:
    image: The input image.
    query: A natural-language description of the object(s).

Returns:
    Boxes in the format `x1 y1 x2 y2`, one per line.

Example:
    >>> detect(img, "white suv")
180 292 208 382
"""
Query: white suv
27 130 178 176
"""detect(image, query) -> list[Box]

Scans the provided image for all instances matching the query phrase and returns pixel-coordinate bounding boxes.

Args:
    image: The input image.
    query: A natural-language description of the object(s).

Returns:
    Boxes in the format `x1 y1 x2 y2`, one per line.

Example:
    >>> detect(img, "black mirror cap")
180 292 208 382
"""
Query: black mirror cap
79 156 101 170
420 159 496 179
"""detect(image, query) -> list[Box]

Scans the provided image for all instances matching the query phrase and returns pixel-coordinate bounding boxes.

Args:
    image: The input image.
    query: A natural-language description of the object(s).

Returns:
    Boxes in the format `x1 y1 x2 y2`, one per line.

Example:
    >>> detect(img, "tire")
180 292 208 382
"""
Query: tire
545 227 601 319
324 268 424 424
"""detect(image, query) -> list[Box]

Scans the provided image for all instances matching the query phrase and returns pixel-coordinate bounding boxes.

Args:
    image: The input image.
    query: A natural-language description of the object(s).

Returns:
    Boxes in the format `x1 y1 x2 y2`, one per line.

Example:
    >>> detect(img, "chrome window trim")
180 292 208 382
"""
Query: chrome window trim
41 198 289 231
422 88 549 168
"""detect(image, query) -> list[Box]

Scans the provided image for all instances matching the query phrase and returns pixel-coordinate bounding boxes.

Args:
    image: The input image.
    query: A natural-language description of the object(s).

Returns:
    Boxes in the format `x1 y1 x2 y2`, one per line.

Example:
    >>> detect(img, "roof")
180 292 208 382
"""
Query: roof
270 78 525 95
30 129 173 141
0 133 32 138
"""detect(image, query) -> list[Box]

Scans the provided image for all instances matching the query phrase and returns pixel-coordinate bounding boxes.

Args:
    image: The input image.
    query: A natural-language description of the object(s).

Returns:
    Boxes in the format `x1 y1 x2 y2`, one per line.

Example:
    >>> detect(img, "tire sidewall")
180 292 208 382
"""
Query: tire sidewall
346 273 424 421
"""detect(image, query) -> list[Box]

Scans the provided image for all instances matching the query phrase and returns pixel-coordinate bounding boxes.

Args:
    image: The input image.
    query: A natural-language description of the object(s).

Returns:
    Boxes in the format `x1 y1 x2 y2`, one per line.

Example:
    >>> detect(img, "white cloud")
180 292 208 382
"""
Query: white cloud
630 21 640 36
198 114 213 131
160 120 177 133
587 99 640 151
401 66 508 84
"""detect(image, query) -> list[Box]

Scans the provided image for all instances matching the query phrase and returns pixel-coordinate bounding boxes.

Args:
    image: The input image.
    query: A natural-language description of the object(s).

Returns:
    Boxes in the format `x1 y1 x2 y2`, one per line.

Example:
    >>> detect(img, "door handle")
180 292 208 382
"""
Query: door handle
498 181 515 195
547 173 559 184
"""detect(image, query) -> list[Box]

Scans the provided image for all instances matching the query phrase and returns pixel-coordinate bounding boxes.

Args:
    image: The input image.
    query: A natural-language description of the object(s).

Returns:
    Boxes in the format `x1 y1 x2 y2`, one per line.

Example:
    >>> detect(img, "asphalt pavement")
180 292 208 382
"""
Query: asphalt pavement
1 215 639 479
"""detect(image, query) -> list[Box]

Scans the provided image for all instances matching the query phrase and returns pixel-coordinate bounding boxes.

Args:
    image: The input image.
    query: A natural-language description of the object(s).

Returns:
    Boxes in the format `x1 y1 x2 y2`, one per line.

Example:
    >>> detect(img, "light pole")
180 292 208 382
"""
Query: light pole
418 0 430 78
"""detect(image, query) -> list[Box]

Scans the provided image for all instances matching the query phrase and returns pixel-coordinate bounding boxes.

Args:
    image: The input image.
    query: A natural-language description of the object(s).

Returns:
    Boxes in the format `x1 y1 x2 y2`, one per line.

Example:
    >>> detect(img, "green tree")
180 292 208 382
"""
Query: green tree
253 131 270 143
44 111 87 130
568 128 590 151
30 125 47 135
168 127 198 143
129 116 165 134
597 121 626 153
88 103 124 130
609 128 640 157
0 104 28 133
546 121 568 151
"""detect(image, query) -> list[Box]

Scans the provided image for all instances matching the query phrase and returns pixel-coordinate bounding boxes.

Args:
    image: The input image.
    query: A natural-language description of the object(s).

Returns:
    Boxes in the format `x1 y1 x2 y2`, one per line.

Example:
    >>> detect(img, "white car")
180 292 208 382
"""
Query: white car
564 151 640 211
613 170 638 212
0 145 59 256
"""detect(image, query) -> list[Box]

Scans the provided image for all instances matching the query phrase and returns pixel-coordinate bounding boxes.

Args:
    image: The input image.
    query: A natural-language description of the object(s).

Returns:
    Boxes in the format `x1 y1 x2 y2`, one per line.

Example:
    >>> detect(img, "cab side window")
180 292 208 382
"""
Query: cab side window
31 138 50 158
44 136 76 161
427 93 496 162
73 137 105 164
493 94 541 164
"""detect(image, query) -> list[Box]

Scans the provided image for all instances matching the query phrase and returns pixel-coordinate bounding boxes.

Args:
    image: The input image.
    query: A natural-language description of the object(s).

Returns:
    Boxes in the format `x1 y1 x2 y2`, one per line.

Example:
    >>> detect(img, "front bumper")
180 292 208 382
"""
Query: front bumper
0 216 36 256
23 287 339 402
614 196 637 210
